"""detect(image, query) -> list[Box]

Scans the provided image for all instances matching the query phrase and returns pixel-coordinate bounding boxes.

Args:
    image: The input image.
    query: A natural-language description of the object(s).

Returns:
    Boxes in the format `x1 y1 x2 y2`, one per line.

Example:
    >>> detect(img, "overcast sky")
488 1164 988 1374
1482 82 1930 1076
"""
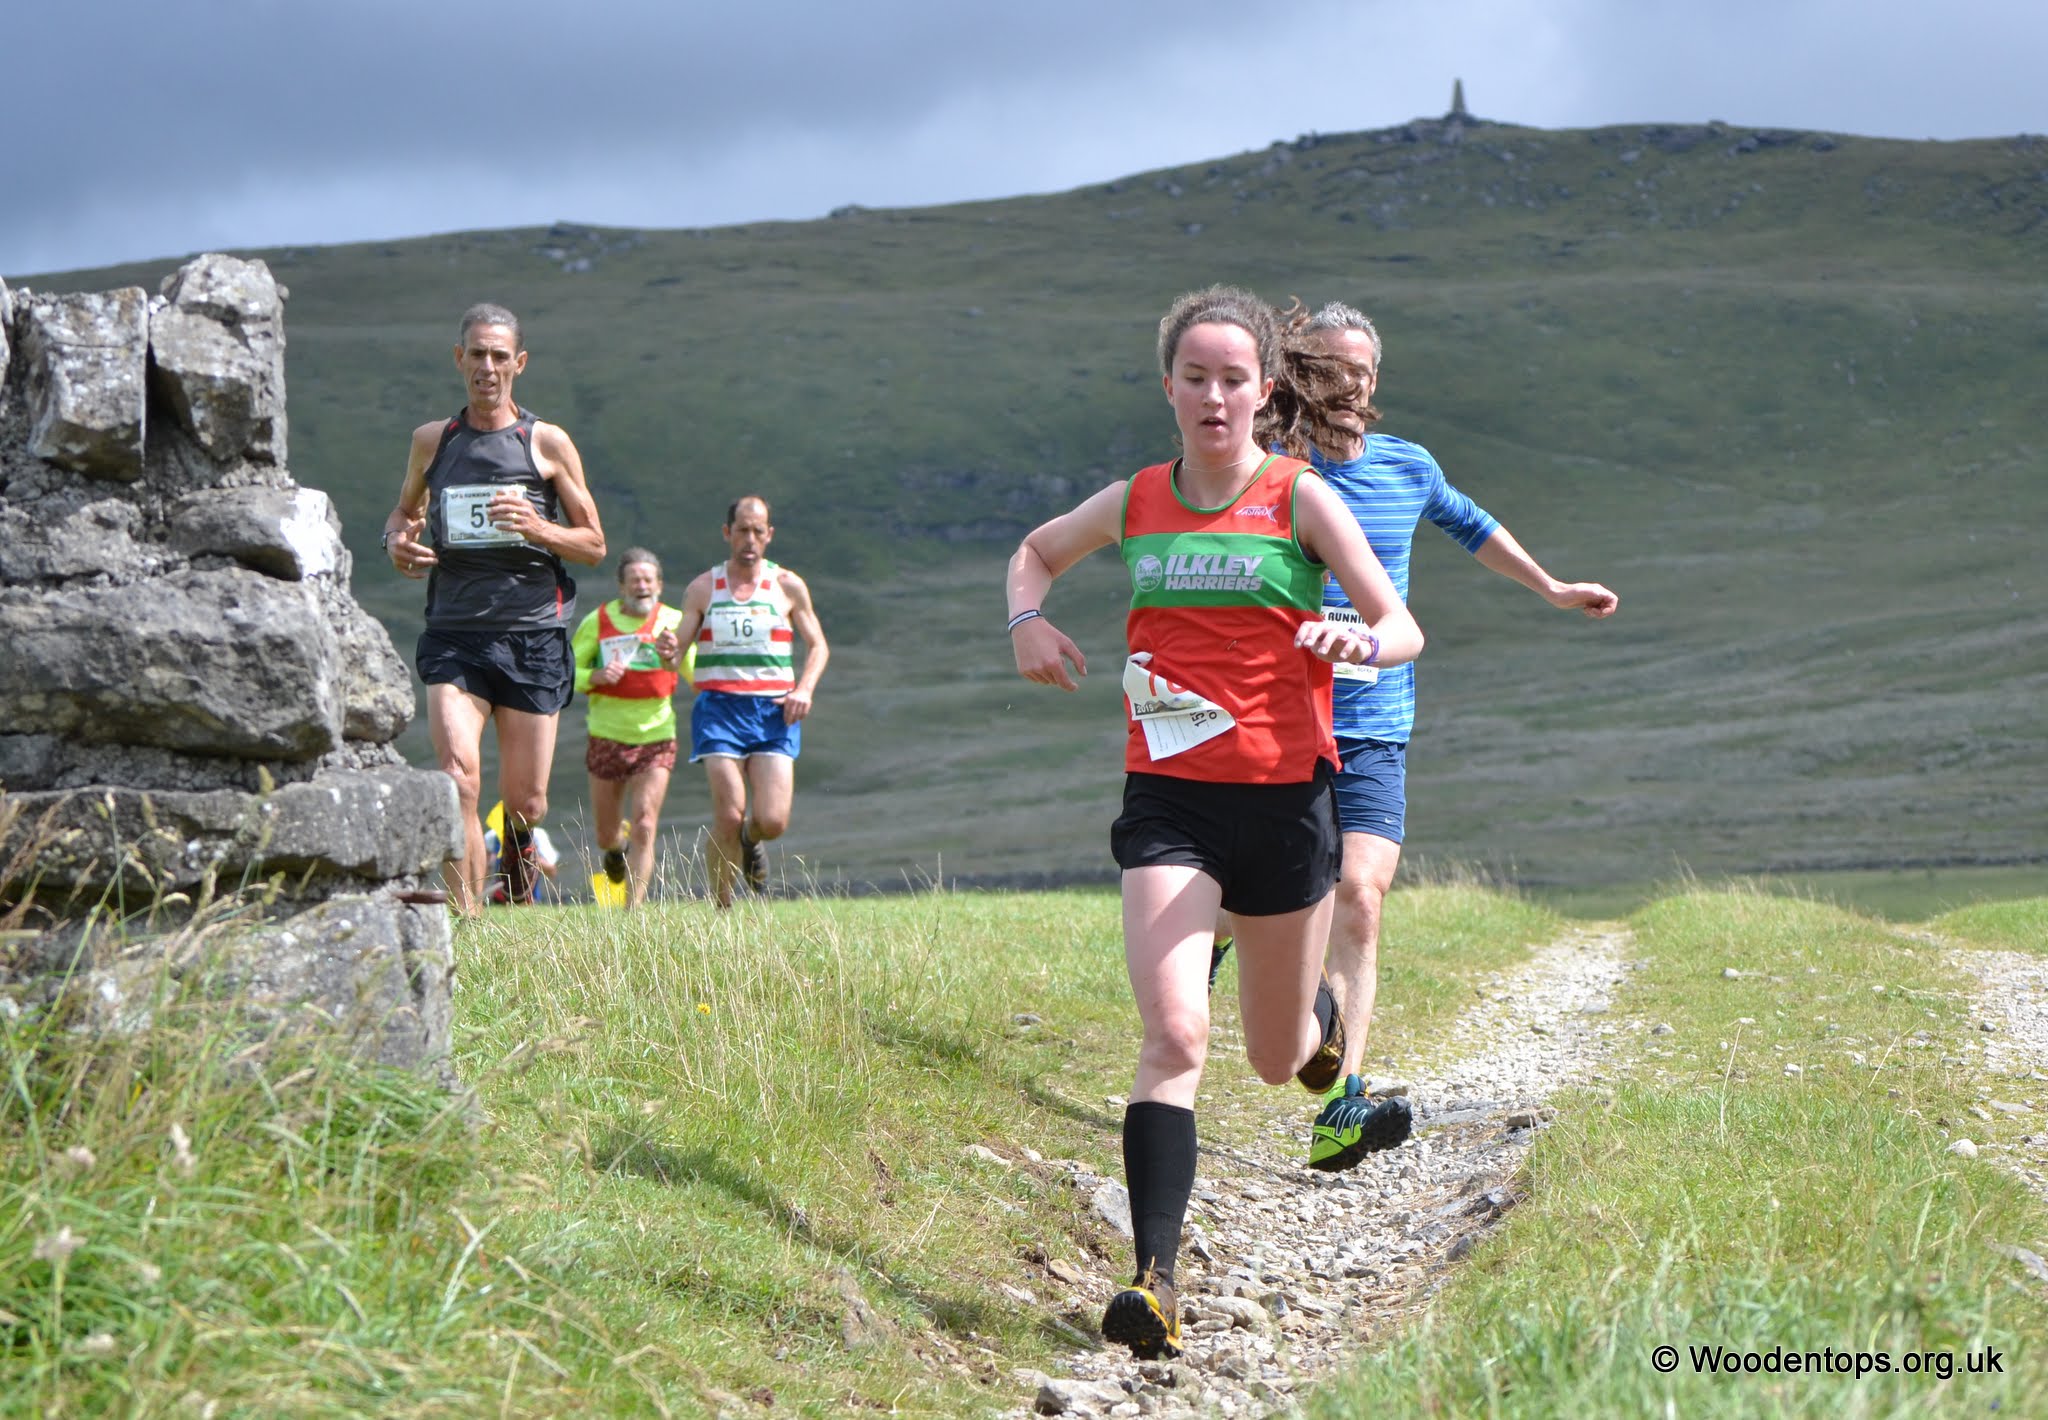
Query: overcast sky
3 0 2042 277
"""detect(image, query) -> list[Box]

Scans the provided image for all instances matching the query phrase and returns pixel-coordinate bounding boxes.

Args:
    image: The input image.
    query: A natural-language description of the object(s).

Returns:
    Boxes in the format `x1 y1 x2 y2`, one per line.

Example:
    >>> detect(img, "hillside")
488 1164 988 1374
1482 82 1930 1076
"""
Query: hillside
16 114 2048 887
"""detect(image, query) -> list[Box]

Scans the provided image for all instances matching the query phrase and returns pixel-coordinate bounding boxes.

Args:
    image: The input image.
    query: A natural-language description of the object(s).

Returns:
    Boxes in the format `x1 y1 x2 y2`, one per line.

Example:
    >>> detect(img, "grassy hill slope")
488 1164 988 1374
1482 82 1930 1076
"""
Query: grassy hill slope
18 116 2047 886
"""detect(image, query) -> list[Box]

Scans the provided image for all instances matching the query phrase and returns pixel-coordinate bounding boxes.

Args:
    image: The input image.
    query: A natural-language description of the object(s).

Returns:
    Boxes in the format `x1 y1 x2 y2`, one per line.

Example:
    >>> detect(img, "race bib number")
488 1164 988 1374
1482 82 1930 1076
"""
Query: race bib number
442 484 524 547
1123 653 1236 760
1321 604 1380 685
599 632 658 671
706 606 766 651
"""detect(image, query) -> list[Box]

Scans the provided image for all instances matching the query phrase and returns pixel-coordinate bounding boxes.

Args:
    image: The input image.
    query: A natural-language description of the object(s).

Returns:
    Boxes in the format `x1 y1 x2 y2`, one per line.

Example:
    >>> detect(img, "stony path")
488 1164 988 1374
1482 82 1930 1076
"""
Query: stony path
1007 926 1635 1418
1948 946 2048 1204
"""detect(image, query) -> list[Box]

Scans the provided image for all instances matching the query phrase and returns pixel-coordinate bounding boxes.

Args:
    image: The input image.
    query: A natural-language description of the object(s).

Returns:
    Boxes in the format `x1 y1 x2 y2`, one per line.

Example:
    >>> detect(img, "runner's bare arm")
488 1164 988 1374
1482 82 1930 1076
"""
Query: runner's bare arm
1294 474 1424 668
1008 480 1125 691
1472 527 1619 618
654 607 685 671
490 422 607 565
780 572 828 723
383 422 443 578
671 575 713 701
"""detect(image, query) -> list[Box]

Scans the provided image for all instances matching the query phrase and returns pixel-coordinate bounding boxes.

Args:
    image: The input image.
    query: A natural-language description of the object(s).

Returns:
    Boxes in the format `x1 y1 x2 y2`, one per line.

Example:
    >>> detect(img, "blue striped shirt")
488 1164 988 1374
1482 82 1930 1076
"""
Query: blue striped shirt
1315 434 1499 744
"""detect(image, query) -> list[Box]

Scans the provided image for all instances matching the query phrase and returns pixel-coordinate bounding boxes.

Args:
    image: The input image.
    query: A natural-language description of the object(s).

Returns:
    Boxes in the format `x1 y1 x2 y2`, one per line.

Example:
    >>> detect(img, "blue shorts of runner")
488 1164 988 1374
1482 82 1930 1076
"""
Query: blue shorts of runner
416 626 572 716
1110 761 1340 917
690 689 801 761
1332 737 1407 843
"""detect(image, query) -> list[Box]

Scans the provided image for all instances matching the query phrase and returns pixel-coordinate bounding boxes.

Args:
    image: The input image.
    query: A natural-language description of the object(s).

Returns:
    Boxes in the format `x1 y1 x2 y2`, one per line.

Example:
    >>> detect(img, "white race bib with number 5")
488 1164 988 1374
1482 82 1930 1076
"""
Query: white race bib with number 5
442 484 525 547
1321 604 1380 684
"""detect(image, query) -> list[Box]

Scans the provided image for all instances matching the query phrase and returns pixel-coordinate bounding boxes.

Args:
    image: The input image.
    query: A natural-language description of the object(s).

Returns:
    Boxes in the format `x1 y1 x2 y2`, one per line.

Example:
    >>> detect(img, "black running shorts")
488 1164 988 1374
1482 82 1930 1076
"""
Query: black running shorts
1110 762 1341 917
416 626 573 716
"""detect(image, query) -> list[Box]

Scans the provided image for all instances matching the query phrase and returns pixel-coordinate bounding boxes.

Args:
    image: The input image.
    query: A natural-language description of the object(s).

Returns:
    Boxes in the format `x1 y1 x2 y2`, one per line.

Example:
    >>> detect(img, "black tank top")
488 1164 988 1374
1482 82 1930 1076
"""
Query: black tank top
422 408 576 630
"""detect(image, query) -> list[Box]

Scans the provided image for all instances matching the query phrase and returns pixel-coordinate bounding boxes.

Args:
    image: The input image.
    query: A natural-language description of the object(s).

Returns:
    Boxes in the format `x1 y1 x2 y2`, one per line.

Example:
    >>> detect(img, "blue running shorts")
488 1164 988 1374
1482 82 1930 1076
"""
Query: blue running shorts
690 689 801 761
1331 737 1407 843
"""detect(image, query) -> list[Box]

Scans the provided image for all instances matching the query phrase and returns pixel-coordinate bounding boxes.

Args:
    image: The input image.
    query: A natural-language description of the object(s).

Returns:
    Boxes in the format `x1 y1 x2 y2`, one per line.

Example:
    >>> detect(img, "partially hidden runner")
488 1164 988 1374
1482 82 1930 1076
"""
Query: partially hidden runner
1216 300 1621 1171
572 546 687 908
674 496 828 908
1007 285 1424 1361
382 303 606 913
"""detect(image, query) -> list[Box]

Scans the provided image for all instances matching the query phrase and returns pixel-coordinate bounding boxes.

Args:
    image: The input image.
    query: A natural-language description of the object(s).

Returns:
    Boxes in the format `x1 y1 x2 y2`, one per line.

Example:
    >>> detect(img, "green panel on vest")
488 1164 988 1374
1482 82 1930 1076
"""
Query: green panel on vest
696 652 792 668
1121 531 1324 611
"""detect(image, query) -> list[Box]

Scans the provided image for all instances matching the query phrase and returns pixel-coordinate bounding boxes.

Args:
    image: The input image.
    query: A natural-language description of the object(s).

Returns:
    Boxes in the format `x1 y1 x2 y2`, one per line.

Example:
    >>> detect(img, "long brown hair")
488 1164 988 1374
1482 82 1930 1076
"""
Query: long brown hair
1155 286 1377 456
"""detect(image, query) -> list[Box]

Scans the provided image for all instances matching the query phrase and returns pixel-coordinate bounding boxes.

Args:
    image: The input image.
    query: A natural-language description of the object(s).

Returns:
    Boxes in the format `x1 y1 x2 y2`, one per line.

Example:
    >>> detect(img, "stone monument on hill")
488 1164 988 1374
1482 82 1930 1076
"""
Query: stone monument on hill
0 254 460 1076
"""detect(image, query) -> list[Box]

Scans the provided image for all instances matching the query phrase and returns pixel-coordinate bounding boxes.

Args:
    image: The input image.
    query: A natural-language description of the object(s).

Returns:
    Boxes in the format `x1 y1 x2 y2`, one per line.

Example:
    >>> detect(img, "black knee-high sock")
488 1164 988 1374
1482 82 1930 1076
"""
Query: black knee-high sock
1123 1101 1197 1287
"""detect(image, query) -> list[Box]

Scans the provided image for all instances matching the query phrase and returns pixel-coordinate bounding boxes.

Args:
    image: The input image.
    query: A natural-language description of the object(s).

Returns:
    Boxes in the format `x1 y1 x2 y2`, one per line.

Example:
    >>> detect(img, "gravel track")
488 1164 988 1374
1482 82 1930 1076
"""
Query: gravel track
1007 925 1635 1418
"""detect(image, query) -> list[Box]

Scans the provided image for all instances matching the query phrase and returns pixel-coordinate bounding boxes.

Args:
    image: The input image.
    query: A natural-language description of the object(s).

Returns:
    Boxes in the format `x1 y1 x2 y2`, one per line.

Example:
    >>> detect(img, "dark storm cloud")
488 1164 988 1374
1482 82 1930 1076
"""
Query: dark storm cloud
3 0 2043 275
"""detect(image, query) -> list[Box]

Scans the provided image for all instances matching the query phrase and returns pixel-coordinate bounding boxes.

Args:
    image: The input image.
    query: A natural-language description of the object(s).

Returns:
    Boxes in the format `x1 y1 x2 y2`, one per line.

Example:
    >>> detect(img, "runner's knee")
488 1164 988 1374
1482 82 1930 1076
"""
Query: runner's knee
1140 1009 1209 1078
752 809 790 840
439 755 482 805
1246 1037 1307 1087
1332 873 1384 929
505 790 548 826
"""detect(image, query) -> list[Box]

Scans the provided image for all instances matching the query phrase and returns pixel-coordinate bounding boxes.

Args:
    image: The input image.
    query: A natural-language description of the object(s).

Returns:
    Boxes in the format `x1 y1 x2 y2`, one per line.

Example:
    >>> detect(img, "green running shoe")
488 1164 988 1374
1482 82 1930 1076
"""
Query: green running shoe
1207 936 1233 992
1295 973 1346 1093
1308 1073 1414 1172
1101 1274 1182 1360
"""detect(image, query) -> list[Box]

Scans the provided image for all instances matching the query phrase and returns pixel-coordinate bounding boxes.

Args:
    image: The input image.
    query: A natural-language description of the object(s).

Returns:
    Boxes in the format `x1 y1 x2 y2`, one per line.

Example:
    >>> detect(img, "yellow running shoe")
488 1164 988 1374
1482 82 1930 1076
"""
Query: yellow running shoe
1101 1274 1182 1360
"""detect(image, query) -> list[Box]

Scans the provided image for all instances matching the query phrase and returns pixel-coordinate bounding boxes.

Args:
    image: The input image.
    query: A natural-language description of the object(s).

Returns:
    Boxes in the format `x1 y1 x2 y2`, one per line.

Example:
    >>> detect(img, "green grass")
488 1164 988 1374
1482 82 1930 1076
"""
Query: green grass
13 881 2048 1415
14 118 2048 890
1928 898 2048 954
1528 866 2048 925
1309 887 2048 1418
1 883 1539 1416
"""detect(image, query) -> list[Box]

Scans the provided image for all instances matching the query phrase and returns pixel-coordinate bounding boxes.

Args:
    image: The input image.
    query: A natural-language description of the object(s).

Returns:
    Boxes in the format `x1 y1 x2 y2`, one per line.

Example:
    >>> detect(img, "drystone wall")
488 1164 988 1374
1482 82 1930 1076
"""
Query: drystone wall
0 254 460 1075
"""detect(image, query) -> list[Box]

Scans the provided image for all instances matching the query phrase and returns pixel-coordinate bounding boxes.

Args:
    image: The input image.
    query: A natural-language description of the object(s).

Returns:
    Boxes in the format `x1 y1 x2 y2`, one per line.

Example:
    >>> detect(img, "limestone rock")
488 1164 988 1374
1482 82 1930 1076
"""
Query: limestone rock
0 568 342 759
0 733 283 794
1092 1180 1134 1239
20 892 454 1075
19 289 148 478
0 499 161 585
0 767 460 900
331 596 414 743
149 255 287 464
167 486 344 580
255 766 461 880
0 276 11 400
1034 1377 1126 1415
218 893 453 1073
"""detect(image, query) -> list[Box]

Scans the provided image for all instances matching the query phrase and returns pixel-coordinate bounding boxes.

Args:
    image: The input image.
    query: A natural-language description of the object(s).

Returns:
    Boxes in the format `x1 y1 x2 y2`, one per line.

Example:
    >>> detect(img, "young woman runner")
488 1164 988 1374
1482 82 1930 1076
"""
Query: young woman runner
1005 286 1424 1359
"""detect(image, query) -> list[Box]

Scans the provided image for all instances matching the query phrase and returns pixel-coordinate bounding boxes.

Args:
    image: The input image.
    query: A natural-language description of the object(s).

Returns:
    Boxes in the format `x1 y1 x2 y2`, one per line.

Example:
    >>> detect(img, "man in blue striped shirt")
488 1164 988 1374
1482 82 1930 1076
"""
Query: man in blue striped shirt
1289 302 1619 1170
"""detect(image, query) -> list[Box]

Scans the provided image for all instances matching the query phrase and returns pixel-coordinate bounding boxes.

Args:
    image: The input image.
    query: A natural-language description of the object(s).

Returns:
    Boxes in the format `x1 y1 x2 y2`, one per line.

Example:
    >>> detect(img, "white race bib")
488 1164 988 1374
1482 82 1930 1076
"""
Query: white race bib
600 632 652 670
1123 653 1235 760
442 484 525 547
706 605 767 651
1321 604 1381 684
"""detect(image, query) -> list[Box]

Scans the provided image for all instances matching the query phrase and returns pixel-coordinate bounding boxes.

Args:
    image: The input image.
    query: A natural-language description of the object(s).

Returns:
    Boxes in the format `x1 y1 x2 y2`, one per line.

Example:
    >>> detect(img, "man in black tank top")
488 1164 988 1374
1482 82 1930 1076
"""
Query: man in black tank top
382 304 607 914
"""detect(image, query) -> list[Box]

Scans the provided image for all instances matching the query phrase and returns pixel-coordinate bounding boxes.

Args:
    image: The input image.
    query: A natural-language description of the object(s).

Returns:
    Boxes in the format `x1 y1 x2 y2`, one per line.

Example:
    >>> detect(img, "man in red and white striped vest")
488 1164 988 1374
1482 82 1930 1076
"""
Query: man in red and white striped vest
675 495 829 908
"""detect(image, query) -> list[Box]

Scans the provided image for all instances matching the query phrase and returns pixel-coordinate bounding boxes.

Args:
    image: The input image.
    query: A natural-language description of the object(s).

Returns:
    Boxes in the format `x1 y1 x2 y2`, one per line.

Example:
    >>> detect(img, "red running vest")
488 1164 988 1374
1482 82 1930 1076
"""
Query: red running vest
1119 456 1338 784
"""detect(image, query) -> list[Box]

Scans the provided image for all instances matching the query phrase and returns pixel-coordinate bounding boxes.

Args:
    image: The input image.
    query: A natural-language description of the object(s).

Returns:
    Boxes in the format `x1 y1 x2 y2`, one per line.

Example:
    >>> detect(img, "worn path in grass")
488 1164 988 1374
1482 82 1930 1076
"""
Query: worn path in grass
1949 944 2048 1219
1010 925 1636 1419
